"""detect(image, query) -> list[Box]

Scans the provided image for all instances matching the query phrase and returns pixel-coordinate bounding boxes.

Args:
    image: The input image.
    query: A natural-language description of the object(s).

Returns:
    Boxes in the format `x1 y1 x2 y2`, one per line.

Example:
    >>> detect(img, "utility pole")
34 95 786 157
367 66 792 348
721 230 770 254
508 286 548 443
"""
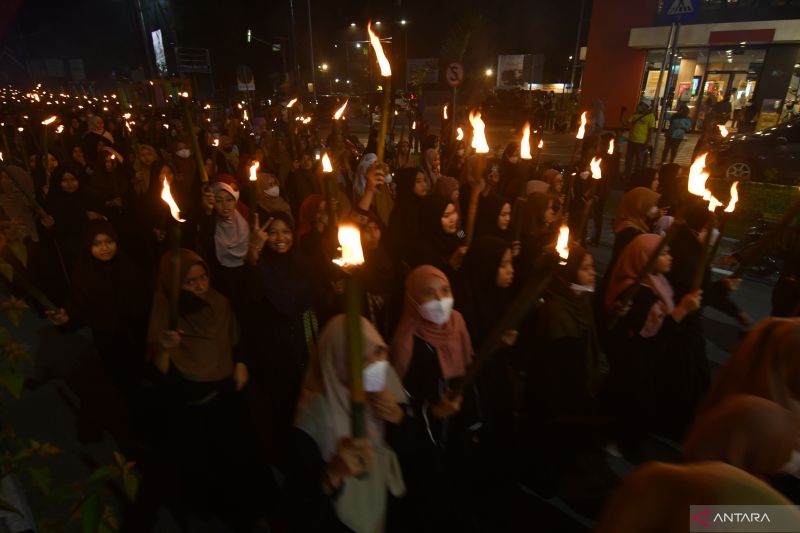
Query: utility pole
568 0 585 95
134 0 155 78
306 0 317 102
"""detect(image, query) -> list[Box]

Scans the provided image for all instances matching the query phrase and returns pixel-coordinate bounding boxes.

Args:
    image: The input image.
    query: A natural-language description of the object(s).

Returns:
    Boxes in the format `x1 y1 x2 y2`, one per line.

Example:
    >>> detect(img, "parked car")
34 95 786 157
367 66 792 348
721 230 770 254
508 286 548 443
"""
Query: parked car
708 117 800 185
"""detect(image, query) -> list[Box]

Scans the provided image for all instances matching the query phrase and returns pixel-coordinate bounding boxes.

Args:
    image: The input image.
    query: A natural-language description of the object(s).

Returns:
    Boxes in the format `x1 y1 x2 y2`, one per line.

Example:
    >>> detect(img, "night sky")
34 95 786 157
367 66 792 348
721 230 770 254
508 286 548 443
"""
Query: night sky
0 0 590 93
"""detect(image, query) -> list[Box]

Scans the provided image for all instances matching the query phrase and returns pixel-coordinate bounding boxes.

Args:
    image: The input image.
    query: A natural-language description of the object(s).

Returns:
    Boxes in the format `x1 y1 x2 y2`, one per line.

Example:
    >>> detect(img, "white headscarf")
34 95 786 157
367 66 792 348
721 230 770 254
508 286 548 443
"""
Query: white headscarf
354 153 378 198
295 314 406 533
211 182 250 267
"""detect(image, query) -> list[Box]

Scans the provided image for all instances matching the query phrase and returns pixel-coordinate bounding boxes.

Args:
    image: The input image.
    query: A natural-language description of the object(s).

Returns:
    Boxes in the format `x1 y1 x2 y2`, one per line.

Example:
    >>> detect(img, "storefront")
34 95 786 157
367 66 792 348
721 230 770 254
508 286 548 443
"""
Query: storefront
629 19 800 132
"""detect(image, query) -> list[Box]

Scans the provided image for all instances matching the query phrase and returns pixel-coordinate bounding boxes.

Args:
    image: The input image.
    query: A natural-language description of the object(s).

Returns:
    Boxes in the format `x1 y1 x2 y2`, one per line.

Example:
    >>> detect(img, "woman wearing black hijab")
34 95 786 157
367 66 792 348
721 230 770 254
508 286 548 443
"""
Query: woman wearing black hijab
474 193 513 244
516 191 558 286
386 167 429 267
243 211 317 458
409 195 464 278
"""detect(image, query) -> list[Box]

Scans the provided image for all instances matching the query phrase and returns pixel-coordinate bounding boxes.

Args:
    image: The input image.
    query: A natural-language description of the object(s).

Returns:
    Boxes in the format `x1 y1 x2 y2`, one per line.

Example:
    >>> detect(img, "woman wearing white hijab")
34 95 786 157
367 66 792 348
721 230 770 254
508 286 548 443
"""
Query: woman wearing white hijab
287 314 407 533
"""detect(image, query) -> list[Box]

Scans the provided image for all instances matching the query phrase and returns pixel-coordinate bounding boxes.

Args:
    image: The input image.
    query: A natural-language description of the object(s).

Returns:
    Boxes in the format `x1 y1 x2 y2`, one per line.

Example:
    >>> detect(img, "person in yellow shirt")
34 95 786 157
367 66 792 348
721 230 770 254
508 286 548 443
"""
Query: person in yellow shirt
623 101 657 178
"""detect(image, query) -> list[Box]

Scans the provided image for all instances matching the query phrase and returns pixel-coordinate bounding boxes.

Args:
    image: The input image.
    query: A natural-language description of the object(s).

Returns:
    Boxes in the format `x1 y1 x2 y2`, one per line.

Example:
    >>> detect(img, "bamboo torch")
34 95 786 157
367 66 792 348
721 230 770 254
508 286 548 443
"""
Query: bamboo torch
572 111 588 160
178 92 209 186
321 152 338 230
41 116 56 192
249 161 260 224
332 224 367 437
574 157 604 242
367 22 392 163
701 181 739 275
160 177 186 330
465 111 490 246
453 225 570 396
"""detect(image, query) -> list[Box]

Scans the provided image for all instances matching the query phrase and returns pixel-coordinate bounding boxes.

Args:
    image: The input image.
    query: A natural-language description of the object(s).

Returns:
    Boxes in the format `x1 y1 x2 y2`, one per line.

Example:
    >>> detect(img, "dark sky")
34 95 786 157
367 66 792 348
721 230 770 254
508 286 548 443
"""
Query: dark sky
0 0 590 91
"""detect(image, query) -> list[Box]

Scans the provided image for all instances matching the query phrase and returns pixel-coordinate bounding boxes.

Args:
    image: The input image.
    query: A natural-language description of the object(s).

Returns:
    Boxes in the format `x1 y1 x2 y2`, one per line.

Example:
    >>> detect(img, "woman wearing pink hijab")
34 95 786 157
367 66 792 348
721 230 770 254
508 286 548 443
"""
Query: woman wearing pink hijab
389 265 479 533
604 234 705 451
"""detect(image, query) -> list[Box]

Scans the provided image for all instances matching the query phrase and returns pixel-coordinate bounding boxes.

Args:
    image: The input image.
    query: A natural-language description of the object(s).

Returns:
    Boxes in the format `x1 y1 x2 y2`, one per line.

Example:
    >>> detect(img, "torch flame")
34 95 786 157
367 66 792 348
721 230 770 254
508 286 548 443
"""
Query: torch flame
704 191 724 213
333 99 349 120
302 117 312 124
724 181 739 213
212 139 220 147
412 121 416 130
556 225 570 264
249 161 260 182
443 105 448 120
367 22 392 77
520 123 532 160
538 139 544 149
334 224 365 267
608 138 615 155
576 112 588 140
468 111 490 154
688 153 710 197
122 112 131 119
321 153 333 173
718 125 729 138
56 125 64 133
243 109 249 121
161 178 185 222
41 116 56 126
456 127 464 141
589 157 602 180
287 98 298 108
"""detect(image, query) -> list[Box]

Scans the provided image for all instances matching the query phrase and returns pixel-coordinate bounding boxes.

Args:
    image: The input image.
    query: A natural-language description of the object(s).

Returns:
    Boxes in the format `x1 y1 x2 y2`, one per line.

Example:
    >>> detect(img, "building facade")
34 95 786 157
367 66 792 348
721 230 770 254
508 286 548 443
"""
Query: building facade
582 0 800 130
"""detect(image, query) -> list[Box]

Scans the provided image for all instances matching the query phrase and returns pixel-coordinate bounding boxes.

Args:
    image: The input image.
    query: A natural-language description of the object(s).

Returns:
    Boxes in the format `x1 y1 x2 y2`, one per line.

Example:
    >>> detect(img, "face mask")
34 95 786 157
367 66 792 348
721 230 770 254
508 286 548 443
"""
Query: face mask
176 149 191 159
570 283 595 294
264 186 280 198
363 360 388 392
419 297 454 325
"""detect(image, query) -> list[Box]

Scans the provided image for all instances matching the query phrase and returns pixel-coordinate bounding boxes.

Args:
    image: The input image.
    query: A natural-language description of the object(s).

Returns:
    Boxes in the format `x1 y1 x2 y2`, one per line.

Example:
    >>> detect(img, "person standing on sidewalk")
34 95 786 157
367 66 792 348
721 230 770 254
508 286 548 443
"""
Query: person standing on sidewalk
622 102 656 179
661 104 691 165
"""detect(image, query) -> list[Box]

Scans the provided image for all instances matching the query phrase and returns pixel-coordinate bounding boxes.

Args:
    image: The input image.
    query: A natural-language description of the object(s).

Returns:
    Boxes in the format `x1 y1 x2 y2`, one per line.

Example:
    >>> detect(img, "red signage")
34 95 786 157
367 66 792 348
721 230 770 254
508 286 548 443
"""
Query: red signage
708 29 775 45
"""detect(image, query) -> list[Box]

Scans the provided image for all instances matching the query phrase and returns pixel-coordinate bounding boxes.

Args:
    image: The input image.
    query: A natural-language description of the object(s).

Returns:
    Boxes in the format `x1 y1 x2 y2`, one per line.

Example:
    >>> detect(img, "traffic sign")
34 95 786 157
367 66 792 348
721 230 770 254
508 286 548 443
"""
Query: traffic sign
666 0 694 16
446 62 464 88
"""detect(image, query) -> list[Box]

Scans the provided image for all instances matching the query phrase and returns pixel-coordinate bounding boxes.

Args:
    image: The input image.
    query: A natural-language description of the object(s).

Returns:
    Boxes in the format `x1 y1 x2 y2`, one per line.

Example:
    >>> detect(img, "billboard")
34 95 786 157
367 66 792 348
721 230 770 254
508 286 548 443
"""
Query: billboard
151 29 168 77
497 55 525 89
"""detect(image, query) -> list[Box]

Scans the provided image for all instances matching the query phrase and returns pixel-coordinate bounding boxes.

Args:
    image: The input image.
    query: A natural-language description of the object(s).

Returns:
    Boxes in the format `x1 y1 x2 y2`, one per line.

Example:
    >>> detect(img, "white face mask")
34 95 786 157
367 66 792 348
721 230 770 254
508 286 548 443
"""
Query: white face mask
419 297 454 325
265 186 279 198
570 283 595 294
363 360 388 392
176 149 191 159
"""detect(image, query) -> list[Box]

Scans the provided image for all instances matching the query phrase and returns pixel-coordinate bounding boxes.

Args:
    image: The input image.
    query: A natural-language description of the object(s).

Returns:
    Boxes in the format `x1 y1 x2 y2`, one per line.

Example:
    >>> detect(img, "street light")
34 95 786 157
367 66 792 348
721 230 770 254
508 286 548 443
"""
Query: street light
356 43 362 48
485 68 493 76
321 63 329 71
375 20 381 25
350 22 356 27
400 19 407 25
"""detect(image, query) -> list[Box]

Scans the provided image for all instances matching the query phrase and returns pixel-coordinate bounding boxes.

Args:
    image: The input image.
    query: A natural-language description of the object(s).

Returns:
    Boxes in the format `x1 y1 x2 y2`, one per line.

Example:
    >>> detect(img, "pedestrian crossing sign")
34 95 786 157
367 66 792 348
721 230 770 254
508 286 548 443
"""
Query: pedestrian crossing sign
667 0 694 15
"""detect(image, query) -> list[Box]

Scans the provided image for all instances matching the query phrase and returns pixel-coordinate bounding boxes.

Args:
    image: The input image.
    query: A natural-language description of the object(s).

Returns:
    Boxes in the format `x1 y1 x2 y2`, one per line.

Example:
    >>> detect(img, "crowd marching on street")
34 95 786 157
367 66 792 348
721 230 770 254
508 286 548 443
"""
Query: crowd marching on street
1 60 800 532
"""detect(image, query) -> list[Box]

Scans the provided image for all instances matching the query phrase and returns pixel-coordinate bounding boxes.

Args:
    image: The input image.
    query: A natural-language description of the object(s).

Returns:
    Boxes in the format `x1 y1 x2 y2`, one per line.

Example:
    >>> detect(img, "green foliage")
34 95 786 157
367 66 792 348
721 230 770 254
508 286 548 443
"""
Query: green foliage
0 296 140 531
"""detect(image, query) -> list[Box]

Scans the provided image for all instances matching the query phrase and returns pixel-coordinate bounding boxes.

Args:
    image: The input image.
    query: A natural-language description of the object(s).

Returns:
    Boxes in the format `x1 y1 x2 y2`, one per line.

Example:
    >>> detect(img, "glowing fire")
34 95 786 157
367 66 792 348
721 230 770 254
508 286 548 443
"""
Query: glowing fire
608 138 615 155
212 139 220 147
249 161 260 182
556 225 570 264
688 153 710 197
287 98 298 108
367 22 392 77
161 178 186 222
333 224 365 267
724 181 739 213
520 123 532 160
576 112 588 140
589 157 602 180
302 117 311 125
412 121 416 130
468 111 490 154
456 127 464 141
56 125 64 133
41 116 56 126
243 109 249 121
321 153 333 173
538 139 544 149
122 113 131 119
718 125 729 138
333 99 349 120
443 105 448 120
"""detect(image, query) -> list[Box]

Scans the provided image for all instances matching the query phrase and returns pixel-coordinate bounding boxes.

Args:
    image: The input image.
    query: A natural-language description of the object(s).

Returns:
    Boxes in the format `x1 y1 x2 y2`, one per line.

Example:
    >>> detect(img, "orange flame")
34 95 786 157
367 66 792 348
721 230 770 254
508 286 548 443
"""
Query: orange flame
589 157 602 180
538 139 544 149
41 116 56 126
443 105 448 120
556 225 570 263
56 125 64 133
520 122 532 160
212 139 220 147
122 113 131 119
367 22 392 77
468 111 490 154
287 98 298 108
412 121 416 130
704 191 724 213
333 99 349 120
243 109 249 121
576 112 588 140
456 127 464 141
161 178 185 222
688 153 710 197
249 161 260 182
718 125 729 138
321 153 333 173
608 138 615 155
724 181 739 213
333 224 365 267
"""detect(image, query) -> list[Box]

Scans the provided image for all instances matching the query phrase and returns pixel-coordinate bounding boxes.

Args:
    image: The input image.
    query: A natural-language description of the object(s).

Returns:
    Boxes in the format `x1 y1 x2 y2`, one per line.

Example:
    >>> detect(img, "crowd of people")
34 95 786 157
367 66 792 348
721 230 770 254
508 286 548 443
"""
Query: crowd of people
0 89 799 532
